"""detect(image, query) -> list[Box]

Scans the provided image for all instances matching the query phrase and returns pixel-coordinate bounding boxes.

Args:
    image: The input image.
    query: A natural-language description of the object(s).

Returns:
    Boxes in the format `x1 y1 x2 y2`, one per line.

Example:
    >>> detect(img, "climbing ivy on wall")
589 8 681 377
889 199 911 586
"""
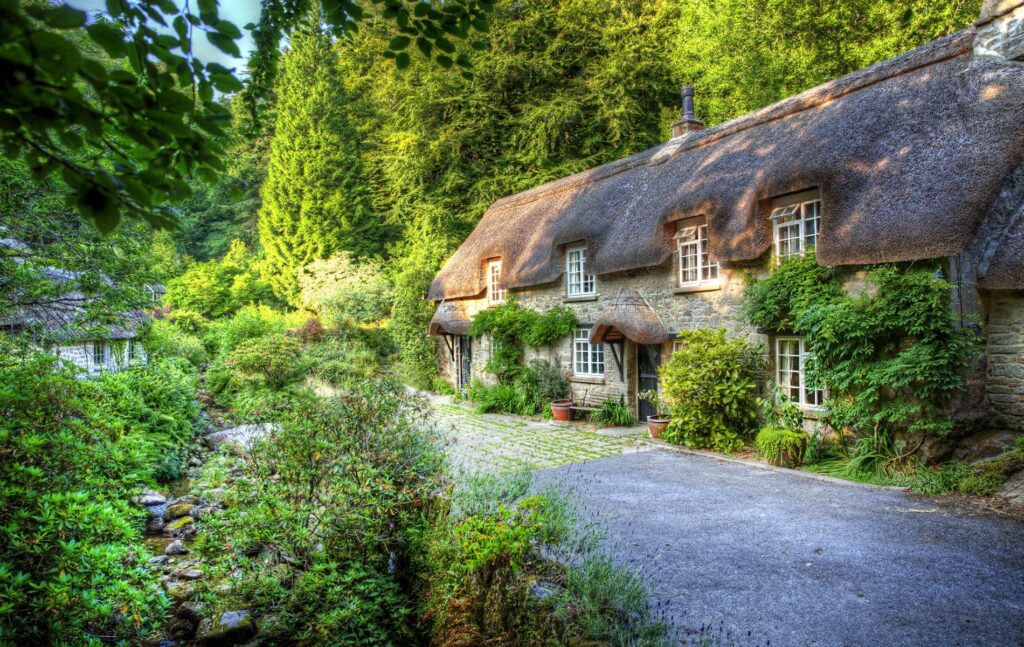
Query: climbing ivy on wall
468 301 577 381
742 253 979 443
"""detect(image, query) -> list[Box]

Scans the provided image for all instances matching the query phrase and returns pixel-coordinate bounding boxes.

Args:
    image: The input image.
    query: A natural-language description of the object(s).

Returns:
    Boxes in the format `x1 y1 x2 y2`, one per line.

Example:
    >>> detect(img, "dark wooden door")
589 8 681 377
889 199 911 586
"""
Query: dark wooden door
459 336 472 389
637 344 661 421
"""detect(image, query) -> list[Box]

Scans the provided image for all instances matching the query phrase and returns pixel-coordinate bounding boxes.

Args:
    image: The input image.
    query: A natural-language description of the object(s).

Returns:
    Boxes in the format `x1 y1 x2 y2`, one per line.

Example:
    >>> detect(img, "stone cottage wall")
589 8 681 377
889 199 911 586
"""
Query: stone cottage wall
986 292 1024 431
52 339 148 378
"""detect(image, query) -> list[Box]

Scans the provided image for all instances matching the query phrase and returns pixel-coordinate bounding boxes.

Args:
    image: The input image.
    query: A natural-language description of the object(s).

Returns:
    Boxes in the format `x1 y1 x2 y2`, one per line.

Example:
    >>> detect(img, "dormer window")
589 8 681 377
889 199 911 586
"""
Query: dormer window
486 259 506 304
770 190 821 260
674 218 718 287
565 244 595 297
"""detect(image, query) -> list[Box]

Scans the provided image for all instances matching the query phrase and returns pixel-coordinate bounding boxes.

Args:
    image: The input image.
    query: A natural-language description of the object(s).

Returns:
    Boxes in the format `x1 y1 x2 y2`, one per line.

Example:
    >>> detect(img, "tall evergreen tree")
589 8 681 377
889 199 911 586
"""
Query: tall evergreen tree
258 12 384 304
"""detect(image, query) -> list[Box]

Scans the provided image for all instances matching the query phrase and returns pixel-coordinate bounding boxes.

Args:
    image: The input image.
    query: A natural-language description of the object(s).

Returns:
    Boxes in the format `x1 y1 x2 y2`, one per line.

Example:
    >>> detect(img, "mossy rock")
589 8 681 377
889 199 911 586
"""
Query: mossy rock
195 610 257 646
163 502 195 521
164 515 194 533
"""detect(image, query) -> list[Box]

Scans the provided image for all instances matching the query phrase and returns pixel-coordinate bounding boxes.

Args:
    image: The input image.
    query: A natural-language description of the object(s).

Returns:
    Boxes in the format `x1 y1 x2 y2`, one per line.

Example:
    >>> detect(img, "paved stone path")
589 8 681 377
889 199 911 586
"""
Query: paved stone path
431 397 649 473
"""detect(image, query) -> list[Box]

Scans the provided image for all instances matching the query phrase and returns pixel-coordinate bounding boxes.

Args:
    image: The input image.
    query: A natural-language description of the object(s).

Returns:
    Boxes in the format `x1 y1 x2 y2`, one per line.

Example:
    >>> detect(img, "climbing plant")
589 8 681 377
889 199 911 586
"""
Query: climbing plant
742 254 979 446
467 300 576 382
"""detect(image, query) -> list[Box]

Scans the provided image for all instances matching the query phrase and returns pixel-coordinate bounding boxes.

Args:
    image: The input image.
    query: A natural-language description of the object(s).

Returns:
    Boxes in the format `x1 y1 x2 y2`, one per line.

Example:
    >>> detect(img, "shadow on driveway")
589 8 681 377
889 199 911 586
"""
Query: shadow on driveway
534 449 1024 647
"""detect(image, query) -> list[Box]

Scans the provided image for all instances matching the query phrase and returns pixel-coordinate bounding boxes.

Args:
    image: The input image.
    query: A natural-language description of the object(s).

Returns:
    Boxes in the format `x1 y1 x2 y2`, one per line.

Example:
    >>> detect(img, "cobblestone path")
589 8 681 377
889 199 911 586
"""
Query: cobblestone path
430 398 649 473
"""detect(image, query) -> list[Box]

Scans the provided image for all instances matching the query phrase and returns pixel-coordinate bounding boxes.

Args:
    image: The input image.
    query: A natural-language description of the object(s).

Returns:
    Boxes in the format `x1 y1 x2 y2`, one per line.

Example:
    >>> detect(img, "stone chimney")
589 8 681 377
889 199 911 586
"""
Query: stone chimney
974 0 1024 61
671 86 704 138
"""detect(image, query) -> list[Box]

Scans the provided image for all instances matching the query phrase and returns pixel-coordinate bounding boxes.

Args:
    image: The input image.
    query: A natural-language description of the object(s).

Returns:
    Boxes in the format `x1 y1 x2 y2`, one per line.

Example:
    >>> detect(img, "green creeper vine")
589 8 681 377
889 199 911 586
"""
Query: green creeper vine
742 253 979 445
467 300 577 382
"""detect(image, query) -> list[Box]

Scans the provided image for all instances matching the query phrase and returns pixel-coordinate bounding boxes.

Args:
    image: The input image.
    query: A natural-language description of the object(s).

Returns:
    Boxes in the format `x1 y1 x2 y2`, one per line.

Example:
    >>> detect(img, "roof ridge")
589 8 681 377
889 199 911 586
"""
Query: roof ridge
487 28 975 214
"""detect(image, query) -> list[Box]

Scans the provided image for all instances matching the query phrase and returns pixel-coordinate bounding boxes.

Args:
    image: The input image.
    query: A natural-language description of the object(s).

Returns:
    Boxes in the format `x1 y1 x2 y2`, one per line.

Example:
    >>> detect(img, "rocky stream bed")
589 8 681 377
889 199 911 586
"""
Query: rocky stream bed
137 422 273 646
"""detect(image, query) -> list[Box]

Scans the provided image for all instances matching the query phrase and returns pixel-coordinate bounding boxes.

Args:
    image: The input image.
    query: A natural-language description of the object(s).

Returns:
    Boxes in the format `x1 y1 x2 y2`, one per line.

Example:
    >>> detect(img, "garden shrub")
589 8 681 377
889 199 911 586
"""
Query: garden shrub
470 380 539 416
389 253 439 389
590 395 637 427
659 329 764 452
145 318 207 366
525 358 570 402
298 252 392 328
195 381 443 642
0 341 197 644
205 303 287 354
421 474 668 647
227 333 303 389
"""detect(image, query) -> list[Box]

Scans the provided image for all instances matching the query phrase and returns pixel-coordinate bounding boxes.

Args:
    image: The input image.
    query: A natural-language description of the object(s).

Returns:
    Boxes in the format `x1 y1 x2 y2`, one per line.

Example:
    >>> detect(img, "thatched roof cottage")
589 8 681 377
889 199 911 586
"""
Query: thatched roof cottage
428 2 1024 453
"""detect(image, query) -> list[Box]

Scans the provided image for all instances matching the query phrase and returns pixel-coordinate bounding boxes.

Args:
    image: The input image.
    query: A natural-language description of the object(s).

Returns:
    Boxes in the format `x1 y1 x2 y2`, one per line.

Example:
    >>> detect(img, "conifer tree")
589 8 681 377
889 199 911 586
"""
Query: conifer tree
258 12 383 304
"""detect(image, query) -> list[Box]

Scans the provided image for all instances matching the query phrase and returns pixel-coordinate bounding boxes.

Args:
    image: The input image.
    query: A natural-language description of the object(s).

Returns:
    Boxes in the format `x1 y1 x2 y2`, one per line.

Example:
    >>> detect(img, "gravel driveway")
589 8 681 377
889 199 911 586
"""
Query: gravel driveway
533 449 1024 647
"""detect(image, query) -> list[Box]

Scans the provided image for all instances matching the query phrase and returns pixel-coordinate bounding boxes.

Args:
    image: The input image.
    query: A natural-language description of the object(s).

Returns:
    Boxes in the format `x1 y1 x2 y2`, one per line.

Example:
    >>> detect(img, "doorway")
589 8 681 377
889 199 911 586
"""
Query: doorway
637 343 661 421
459 335 473 390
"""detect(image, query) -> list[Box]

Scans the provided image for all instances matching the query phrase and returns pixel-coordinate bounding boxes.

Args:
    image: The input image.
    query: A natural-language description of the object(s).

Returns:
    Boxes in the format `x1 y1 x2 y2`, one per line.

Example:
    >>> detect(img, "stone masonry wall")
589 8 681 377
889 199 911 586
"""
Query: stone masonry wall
975 0 1024 62
986 292 1024 431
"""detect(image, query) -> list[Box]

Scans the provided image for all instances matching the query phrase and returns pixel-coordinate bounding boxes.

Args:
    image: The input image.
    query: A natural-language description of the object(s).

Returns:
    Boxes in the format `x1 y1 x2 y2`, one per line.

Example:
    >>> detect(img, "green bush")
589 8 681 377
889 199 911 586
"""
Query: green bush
298 252 392 328
659 329 764 452
525 358 570 402
0 341 193 644
206 304 288 355
590 395 637 427
195 381 443 643
145 318 207 366
470 380 539 416
227 333 302 390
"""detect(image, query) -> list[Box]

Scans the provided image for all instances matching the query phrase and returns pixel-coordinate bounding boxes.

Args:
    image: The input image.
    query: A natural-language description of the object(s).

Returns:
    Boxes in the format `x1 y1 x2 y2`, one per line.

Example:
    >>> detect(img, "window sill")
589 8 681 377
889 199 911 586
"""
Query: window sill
672 282 721 295
570 376 605 385
801 406 826 420
563 294 598 303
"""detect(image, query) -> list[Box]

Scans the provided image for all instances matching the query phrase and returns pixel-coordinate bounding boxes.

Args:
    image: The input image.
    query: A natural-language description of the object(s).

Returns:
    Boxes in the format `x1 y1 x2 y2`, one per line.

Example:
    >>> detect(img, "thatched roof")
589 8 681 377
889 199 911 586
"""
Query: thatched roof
429 29 1024 301
589 289 668 345
980 213 1024 289
427 300 471 336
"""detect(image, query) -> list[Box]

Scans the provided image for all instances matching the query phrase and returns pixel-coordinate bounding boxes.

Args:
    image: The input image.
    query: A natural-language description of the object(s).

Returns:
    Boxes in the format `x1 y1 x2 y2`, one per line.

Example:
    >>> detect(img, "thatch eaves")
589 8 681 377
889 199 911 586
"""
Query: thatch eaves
429 29 1024 301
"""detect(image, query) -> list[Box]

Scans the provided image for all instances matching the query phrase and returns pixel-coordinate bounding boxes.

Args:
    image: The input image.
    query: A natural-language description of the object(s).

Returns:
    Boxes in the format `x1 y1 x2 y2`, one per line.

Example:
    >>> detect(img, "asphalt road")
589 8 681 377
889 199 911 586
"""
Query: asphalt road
533 449 1024 647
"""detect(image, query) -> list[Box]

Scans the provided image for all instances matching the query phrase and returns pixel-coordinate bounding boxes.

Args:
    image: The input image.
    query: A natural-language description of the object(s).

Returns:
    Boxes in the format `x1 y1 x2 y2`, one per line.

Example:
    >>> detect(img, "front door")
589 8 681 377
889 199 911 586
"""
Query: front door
637 344 661 421
459 335 473 389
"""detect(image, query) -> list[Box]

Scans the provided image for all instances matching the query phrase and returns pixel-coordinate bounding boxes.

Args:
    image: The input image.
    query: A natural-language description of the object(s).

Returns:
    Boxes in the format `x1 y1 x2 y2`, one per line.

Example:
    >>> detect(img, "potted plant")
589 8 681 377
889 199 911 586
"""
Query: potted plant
639 389 670 439
755 386 808 467
755 427 808 467
550 399 572 421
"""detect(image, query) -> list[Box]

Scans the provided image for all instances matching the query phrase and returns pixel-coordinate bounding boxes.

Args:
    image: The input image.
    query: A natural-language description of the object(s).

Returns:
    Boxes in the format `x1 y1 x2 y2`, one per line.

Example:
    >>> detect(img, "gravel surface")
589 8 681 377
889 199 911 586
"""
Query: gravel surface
534 449 1024 647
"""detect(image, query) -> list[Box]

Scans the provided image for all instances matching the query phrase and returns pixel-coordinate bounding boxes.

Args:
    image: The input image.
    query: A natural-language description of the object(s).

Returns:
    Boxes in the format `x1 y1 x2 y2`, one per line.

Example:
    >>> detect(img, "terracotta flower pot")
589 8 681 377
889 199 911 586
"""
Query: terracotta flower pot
768 438 808 468
647 416 670 439
550 400 573 422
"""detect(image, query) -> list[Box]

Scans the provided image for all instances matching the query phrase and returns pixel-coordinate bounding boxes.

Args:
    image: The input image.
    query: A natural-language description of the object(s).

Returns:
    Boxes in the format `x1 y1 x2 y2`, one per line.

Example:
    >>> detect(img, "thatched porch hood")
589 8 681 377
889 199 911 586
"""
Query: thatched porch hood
428 28 1024 302
589 289 669 345
427 300 471 336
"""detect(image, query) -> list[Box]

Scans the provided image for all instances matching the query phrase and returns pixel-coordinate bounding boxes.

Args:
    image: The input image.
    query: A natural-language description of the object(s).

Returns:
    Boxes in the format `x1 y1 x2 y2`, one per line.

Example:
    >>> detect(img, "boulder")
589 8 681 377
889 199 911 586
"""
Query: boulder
163 516 195 536
163 502 194 521
203 424 275 451
145 517 165 534
163 579 195 602
137 491 167 506
196 610 258 645
177 568 205 581
165 539 189 556
954 430 1023 462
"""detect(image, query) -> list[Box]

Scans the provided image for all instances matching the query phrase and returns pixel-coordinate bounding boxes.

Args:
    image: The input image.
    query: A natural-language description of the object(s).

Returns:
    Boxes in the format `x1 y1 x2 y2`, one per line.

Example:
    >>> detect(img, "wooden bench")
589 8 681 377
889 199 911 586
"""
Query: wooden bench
569 389 608 417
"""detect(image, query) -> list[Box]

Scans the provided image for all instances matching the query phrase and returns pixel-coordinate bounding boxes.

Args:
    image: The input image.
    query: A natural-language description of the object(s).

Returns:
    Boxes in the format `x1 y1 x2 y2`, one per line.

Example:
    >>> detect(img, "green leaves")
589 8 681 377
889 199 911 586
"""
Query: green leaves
1 1 243 232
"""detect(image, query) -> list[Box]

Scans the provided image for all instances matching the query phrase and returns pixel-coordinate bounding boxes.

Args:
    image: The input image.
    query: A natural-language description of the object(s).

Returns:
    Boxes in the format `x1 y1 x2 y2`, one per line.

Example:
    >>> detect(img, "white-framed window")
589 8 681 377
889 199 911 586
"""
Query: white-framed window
128 339 137 361
775 337 824 409
486 259 506 305
573 328 605 377
92 342 108 371
671 339 685 355
675 223 719 286
565 244 595 297
770 192 821 260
